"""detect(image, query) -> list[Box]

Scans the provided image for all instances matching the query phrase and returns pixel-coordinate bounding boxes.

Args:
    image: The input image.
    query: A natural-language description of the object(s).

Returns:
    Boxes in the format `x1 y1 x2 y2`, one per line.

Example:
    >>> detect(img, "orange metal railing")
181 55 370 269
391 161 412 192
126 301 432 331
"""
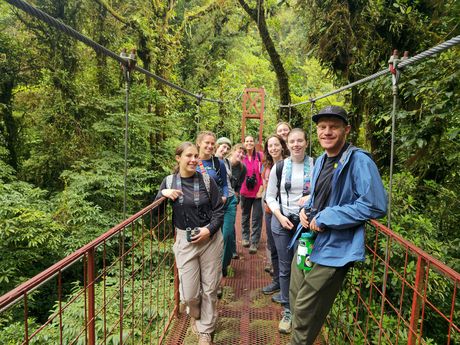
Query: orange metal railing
2 204 459 345
324 220 460 345
0 197 178 345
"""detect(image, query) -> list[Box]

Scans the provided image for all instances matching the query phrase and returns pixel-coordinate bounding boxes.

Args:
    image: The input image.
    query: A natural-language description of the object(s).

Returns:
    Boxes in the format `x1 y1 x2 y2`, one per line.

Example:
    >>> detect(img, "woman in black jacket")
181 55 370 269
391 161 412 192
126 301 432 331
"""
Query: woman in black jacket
157 142 224 345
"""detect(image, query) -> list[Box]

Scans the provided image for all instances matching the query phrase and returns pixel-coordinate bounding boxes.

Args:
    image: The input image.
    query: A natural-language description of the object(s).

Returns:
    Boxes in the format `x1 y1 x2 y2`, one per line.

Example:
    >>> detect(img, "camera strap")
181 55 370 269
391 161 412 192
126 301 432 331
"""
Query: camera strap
284 156 313 208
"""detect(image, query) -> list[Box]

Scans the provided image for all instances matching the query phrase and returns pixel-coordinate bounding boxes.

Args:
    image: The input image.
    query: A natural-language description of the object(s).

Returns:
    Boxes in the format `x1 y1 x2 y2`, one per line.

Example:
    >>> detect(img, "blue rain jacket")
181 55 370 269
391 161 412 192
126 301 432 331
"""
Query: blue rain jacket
305 145 387 267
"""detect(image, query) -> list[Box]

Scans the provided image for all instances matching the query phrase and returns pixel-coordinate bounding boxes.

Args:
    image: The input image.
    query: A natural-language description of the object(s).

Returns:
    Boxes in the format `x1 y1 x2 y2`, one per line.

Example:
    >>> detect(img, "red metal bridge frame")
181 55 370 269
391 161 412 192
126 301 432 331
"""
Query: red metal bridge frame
1 203 459 344
241 88 264 149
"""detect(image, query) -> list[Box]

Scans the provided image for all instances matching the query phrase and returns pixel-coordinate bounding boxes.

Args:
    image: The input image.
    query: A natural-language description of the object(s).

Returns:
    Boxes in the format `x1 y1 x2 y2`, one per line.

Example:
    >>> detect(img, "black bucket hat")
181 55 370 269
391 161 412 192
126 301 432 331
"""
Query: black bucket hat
312 105 348 125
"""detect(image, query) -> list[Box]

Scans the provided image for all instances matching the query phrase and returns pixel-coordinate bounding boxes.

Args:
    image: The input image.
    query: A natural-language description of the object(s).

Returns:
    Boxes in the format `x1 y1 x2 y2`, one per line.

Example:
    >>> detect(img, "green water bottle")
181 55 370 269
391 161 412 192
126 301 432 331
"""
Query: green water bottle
296 231 315 271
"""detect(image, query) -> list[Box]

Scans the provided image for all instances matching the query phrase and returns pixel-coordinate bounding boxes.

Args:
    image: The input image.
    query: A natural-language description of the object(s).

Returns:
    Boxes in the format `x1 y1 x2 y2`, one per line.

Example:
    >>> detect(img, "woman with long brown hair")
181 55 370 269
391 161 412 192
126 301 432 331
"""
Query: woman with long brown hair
262 134 289 295
157 142 224 345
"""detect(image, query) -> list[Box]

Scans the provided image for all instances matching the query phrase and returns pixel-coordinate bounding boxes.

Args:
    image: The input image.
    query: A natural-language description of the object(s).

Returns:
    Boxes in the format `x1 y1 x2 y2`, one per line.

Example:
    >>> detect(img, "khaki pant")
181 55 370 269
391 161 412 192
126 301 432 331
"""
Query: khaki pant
174 229 223 334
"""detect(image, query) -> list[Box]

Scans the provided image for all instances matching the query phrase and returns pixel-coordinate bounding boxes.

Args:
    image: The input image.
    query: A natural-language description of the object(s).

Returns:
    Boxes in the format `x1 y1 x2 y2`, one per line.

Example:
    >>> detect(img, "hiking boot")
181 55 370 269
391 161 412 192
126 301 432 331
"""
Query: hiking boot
198 332 213 345
242 239 250 248
278 309 292 334
262 282 280 295
271 293 283 304
190 317 198 336
217 285 223 299
249 244 257 254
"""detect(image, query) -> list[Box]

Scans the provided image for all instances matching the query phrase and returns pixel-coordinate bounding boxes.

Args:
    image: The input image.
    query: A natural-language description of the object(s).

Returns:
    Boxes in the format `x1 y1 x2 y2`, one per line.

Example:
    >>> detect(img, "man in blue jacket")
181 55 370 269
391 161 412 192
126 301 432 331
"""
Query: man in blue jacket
289 105 387 345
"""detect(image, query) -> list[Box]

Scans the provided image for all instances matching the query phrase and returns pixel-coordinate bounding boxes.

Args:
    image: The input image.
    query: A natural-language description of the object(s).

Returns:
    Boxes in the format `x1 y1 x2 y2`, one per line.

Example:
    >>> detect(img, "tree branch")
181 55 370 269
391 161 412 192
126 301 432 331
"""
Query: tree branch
94 0 128 24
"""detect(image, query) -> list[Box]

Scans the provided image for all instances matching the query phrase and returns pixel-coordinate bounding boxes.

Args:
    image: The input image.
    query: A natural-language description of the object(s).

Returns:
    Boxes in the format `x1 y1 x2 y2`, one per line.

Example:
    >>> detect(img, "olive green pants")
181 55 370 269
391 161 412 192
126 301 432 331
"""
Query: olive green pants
289 258 350 345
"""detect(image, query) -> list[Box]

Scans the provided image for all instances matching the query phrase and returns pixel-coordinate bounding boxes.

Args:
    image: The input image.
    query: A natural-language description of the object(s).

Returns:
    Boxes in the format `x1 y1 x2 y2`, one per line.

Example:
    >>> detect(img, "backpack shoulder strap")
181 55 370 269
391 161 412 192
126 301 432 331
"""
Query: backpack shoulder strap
165 174 174 189
212 156 221 177
200 172 211 199
275 160 285 213
276 160 284 190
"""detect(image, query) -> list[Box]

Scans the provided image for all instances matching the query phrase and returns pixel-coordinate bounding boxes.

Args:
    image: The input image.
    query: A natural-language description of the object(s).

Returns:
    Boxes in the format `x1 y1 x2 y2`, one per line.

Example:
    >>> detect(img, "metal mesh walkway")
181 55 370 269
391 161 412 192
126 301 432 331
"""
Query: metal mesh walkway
165 207 291 345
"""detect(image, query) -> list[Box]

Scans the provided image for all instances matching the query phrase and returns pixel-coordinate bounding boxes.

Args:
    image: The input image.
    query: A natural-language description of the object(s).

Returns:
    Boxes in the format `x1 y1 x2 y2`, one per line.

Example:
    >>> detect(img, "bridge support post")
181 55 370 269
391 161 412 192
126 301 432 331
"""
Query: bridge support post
87 248 96 345
408 256 426 345
241 88 264 150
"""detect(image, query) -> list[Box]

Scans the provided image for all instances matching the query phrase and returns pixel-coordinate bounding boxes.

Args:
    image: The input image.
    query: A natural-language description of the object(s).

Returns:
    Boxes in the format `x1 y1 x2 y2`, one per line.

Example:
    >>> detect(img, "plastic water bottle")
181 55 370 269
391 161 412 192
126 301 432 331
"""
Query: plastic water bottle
296 231 315 271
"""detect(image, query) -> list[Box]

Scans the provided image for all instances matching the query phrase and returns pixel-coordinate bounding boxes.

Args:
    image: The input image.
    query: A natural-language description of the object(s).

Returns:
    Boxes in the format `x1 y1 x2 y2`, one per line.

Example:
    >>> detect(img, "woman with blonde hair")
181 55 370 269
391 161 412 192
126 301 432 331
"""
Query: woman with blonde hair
275 121 292 142
196 131 228 203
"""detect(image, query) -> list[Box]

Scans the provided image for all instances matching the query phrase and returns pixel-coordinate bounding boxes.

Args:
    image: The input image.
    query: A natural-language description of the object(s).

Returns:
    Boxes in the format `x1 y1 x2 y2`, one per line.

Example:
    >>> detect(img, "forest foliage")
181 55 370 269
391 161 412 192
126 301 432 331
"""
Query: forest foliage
0 0 459 343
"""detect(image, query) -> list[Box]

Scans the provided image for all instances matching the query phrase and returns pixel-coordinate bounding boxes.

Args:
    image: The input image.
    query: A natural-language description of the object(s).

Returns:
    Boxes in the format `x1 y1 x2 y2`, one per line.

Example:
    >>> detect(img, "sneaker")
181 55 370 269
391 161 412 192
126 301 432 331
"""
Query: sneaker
217 285 223 299
249 244 257 254
271 293 283 304
278 309 292 334
242 239 250 248
190 317 198 336
232 252 239 260
198 332 213 345
262 282 280 295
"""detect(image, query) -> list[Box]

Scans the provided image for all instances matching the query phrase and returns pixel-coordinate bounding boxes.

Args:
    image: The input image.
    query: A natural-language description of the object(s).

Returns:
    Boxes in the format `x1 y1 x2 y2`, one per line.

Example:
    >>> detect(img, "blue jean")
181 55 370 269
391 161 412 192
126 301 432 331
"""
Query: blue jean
271 216 294 310
222 195 237 275
265 212 279 285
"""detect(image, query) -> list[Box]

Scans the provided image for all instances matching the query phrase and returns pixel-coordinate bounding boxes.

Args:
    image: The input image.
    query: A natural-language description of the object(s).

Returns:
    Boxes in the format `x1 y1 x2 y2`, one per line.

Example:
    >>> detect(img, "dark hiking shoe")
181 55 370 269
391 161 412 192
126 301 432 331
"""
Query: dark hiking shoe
271 292 283 304
262 282 280 295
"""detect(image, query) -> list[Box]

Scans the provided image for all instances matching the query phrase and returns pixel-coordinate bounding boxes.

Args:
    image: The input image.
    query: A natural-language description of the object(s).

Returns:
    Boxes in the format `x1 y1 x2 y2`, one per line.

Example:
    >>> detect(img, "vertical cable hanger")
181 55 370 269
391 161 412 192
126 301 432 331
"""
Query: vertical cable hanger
196 94 203 133
309 101 316 157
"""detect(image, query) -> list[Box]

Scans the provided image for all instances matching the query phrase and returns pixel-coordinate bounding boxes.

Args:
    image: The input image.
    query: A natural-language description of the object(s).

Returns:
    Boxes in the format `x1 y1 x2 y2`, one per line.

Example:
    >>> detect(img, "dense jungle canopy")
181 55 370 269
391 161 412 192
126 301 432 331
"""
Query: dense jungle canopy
0 0 459 329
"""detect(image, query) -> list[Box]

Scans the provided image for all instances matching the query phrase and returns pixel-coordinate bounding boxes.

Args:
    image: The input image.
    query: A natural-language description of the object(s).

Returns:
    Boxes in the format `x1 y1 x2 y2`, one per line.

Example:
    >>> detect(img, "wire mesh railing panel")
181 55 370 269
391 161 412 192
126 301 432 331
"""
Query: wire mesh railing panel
0 198 177 345
324 220 460 345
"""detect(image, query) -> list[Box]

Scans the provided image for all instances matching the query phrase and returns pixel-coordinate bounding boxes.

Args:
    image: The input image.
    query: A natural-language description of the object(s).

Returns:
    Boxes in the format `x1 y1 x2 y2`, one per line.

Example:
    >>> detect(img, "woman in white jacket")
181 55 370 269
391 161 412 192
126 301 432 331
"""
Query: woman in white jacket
265 128 313 334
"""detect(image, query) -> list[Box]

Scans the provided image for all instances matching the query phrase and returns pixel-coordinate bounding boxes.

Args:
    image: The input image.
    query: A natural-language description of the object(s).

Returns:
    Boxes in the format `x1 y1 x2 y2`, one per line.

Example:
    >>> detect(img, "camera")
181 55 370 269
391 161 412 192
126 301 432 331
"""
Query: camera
305 208 318 224
287 213 301 229
186 227 201 242
245 173 257 190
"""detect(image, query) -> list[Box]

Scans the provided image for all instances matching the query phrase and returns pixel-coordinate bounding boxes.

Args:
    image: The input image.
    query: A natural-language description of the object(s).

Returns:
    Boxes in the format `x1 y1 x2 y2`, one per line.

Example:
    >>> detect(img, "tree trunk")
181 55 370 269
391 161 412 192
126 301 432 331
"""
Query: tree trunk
0 79 18 171
237 0 302 127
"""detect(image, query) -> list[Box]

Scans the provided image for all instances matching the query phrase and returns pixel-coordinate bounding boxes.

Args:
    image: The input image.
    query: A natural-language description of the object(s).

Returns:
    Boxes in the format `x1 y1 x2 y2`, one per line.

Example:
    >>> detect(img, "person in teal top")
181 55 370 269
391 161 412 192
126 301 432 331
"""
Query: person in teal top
215 137 237 280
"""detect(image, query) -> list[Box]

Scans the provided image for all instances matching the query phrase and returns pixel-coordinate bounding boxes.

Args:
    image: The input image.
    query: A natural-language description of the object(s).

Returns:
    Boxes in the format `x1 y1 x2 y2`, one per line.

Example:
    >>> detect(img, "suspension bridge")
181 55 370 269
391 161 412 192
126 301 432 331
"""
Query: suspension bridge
0 0 459 344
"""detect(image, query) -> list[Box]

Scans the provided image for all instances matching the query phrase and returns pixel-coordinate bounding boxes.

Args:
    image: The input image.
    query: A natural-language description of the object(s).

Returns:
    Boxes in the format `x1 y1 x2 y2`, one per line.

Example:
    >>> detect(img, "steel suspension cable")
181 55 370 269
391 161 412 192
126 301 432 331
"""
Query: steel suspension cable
279 35 460 108
4 0 223 104
123 72 130 219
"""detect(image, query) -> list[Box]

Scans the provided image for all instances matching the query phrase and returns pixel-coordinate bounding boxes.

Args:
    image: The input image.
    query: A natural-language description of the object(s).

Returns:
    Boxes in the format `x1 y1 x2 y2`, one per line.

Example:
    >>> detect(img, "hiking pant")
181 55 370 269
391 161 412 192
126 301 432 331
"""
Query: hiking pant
290 263 350 345
174 229 223 334
271 216 294 310
264 212 279 286
222 195 237 276
240 196 263 246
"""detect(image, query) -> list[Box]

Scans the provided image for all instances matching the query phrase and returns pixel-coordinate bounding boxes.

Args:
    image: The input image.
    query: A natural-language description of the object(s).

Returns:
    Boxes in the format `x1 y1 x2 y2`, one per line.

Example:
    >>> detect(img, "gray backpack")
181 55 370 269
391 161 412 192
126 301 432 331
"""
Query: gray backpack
165 173 211 199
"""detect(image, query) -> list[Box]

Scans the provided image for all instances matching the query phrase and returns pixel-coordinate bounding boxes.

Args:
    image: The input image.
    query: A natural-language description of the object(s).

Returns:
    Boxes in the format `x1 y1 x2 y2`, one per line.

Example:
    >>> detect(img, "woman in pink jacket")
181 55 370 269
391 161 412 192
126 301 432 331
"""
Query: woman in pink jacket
239 135 264 254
